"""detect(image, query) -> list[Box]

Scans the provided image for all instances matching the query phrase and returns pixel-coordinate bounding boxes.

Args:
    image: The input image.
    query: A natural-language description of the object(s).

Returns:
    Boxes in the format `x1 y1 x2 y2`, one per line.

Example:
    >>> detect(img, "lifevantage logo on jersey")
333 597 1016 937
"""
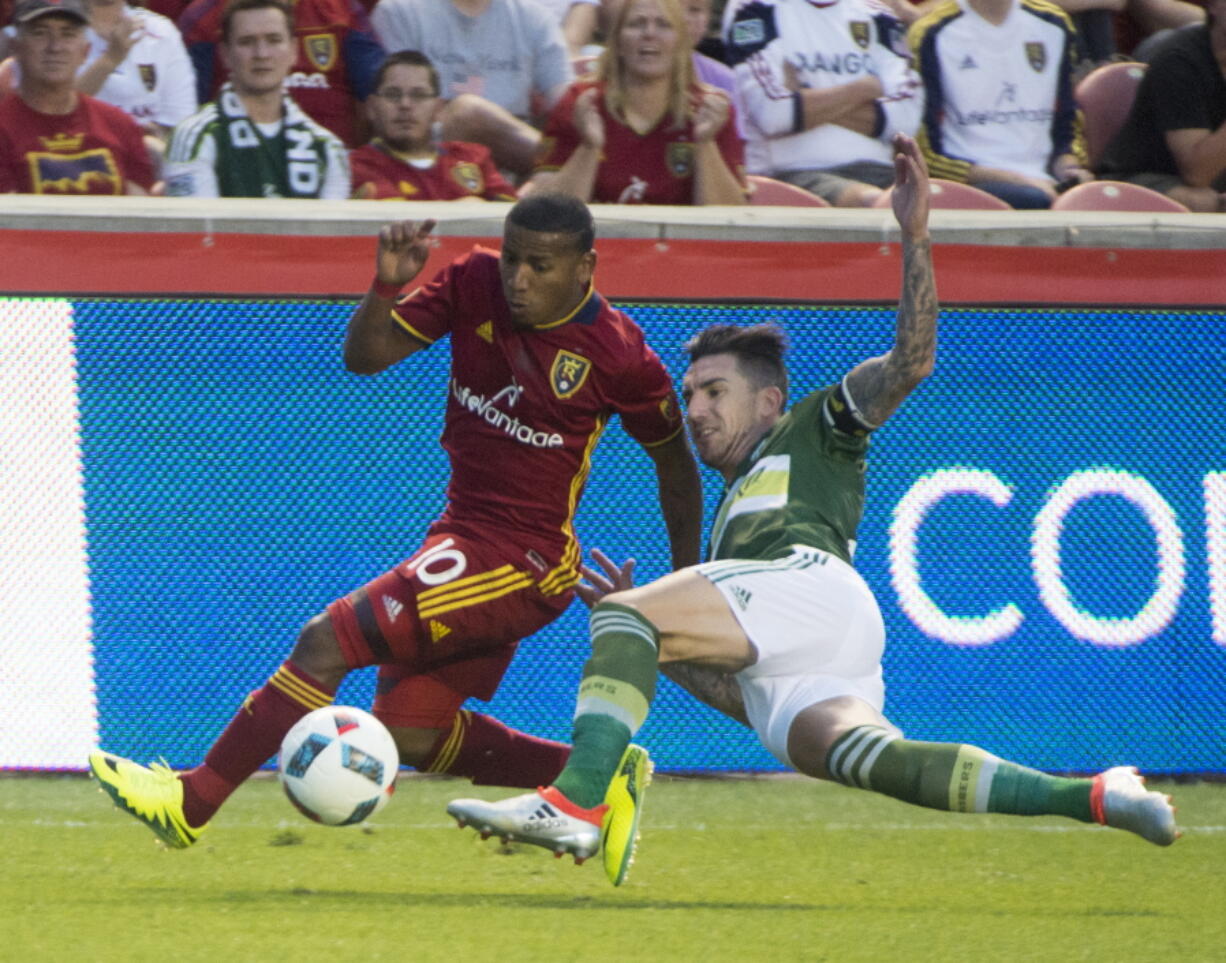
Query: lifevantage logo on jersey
450 377 564 448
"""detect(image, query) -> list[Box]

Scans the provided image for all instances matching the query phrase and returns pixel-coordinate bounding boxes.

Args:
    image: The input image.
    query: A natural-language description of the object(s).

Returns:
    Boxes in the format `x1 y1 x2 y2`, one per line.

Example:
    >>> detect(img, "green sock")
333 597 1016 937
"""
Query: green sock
552 602 658 810
826 726 1093 822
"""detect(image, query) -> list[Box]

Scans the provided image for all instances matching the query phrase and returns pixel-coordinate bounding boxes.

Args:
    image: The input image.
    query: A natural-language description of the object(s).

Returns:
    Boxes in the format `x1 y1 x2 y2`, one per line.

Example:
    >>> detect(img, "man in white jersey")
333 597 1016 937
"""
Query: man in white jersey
77 0 197 143
720 0 921 206
909 0 1092 208
164 0 348 198
447 133 1180 885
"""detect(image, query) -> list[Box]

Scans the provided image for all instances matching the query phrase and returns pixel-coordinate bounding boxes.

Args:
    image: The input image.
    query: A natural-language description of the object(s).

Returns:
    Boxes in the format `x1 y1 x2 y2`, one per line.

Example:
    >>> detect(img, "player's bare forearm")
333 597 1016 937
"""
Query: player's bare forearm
894 234 938 384
846 136 937 425
846 235 936 425
343 292 421 375
344 221 436 374
661 662 750 727
647 433 703 570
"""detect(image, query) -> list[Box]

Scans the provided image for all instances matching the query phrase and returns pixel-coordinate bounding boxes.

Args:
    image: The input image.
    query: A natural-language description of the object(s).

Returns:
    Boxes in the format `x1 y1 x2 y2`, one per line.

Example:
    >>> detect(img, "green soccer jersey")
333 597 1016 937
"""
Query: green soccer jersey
707 385 871 565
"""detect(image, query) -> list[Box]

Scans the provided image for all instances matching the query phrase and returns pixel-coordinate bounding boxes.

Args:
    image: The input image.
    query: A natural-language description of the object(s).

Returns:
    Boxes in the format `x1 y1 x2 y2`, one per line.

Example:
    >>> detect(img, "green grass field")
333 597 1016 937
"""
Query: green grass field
4 773 1223 962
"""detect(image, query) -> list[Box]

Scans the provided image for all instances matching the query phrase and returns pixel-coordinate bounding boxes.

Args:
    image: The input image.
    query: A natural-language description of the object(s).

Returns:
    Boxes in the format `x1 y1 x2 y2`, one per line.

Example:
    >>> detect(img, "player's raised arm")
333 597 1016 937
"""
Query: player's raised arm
843 134 938 428
343 219 438 375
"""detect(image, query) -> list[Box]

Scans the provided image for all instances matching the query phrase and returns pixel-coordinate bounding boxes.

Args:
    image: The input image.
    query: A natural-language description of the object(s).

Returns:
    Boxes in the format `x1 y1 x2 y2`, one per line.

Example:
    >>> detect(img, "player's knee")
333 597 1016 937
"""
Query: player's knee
289 613 348 688
787 697 895 780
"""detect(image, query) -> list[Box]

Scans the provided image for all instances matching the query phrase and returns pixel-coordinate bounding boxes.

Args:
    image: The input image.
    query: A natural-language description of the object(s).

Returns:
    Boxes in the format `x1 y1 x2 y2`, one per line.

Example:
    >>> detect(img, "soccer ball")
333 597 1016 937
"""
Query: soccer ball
278 705 399 826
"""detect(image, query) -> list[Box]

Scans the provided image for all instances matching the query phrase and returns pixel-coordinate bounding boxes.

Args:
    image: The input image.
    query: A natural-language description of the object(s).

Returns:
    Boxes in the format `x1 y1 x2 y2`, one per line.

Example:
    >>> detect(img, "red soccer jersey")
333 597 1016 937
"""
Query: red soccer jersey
390 247 685 594
536 78 746 205
0 94 154 194
350 140 517 201
178 0 384 147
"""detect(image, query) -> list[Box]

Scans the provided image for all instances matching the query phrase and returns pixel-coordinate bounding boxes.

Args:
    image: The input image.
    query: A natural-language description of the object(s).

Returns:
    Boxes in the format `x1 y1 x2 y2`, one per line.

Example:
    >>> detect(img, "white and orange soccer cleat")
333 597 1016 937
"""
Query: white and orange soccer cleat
1091 765 1179 846
447 786 606 864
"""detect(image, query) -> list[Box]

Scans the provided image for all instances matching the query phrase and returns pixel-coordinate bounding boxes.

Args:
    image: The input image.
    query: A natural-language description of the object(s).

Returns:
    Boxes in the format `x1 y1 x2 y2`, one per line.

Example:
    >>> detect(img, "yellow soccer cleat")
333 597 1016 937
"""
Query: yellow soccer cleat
89 750 205 850
601 743 653 886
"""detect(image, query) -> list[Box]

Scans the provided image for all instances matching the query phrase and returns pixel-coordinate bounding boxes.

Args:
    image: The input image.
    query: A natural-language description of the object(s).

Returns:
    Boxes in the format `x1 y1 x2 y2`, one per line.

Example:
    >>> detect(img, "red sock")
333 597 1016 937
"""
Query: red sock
419 710 570 788
179 662 334 827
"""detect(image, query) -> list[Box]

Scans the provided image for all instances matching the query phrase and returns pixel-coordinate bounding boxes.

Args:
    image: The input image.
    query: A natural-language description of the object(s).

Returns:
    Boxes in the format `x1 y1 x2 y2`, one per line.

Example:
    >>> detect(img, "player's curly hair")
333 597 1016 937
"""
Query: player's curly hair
507 192 595 254
684 323 790 410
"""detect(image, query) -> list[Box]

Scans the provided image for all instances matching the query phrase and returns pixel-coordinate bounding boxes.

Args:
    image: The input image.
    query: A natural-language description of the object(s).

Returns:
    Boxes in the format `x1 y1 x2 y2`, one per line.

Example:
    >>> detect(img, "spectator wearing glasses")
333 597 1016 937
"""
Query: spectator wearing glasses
351 50 517 200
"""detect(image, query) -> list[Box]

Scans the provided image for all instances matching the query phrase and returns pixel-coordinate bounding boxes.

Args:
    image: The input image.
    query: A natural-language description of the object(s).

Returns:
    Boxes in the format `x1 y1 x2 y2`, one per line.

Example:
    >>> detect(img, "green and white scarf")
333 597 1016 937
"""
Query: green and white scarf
213 83 334 198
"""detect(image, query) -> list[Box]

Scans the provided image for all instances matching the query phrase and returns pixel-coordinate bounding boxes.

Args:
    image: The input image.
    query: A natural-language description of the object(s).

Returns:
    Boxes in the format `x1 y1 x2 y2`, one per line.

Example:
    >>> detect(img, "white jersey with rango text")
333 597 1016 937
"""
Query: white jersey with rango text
721 0 921 175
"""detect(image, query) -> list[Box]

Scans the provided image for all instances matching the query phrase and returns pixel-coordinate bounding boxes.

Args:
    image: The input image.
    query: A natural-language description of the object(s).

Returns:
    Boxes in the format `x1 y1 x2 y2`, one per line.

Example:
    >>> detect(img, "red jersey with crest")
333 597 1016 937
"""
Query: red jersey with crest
535 78 746 205
178 0 384 147
0 94 155 194
350 139 517 200
390 247 684 594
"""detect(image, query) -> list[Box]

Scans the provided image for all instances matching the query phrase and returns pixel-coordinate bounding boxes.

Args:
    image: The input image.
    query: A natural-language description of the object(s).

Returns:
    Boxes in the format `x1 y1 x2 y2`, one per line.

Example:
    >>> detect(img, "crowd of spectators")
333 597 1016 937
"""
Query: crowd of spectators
0 0 1221 210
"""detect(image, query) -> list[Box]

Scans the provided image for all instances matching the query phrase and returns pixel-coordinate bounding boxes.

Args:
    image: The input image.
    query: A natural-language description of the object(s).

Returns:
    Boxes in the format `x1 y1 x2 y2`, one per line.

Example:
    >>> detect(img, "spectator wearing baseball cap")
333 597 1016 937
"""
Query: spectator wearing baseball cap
0 0 155 192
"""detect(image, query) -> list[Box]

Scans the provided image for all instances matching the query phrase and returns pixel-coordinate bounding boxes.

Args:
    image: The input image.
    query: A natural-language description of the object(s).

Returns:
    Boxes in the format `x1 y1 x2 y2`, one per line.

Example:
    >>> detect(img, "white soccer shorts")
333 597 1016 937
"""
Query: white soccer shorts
697 546 887 768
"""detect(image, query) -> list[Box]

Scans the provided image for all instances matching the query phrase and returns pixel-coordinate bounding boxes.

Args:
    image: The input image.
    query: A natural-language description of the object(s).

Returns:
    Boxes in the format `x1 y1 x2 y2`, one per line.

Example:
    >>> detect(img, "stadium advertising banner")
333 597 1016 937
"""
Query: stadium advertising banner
2 296 1223 774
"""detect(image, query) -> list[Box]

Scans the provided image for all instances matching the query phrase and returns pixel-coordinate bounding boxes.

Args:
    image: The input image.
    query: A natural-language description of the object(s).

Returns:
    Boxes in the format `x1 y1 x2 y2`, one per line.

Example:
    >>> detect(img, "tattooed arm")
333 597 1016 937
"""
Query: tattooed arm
844 134 938 428
660 663 751 728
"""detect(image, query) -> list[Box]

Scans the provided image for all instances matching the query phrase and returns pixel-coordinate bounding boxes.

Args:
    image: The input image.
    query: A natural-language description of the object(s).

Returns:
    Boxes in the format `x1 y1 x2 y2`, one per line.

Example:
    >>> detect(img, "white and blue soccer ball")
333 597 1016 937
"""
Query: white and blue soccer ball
278 705 399 826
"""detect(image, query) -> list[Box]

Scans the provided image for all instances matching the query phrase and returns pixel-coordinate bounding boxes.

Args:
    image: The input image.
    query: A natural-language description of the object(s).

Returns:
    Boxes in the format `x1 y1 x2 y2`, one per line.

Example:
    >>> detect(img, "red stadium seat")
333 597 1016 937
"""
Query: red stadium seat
746 174 831 207
1075 61 1147 171
1051 180 1190 212
873 178 1013 210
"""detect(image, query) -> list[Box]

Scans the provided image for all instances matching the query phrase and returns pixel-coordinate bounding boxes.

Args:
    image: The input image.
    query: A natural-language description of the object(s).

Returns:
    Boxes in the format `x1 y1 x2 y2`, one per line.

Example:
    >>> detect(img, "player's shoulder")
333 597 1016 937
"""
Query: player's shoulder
446 245 502 284
585 299 657 361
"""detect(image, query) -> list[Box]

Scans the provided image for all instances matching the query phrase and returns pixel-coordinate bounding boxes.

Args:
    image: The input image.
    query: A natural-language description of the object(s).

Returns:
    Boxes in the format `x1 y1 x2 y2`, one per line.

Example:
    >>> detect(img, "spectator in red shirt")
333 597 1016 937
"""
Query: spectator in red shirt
0 0 154 193
351 50 517 201
525 0 745 204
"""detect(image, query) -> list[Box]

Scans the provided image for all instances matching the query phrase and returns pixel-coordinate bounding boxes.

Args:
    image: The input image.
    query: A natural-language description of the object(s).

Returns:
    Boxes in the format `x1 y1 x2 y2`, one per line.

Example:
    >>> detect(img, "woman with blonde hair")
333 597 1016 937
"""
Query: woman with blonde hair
523 0 746 204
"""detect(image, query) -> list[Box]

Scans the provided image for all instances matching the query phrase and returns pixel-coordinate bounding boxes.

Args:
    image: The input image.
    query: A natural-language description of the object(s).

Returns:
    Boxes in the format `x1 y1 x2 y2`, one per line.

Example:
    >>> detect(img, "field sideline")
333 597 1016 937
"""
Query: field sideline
4 773 1224 962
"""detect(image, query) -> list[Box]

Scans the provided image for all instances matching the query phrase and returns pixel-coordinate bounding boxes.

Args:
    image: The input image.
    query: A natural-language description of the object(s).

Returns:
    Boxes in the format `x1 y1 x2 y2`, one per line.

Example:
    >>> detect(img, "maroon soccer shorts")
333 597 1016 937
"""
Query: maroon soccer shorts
327 529 572 727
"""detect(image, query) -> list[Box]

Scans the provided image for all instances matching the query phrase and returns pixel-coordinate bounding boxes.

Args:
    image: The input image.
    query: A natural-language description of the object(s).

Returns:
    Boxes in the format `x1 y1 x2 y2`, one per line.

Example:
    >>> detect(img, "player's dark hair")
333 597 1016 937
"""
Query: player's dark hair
373 50 440 96
685 323 790 409
221 0 294 42
507 192 595 254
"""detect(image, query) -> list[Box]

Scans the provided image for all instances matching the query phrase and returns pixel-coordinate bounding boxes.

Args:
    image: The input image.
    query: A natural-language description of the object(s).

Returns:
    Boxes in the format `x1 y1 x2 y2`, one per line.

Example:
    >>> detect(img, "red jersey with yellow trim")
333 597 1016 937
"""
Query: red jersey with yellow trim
390 247 684 594
179 0 384 147
350 139 516 200
0 94 155 194
535 78 746 205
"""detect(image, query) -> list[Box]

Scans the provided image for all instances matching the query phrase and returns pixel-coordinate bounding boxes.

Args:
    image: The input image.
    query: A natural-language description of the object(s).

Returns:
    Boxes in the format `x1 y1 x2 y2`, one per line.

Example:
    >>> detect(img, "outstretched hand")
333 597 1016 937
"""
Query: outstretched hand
889 133 930 242
375 219 437 287
575 547 636 609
